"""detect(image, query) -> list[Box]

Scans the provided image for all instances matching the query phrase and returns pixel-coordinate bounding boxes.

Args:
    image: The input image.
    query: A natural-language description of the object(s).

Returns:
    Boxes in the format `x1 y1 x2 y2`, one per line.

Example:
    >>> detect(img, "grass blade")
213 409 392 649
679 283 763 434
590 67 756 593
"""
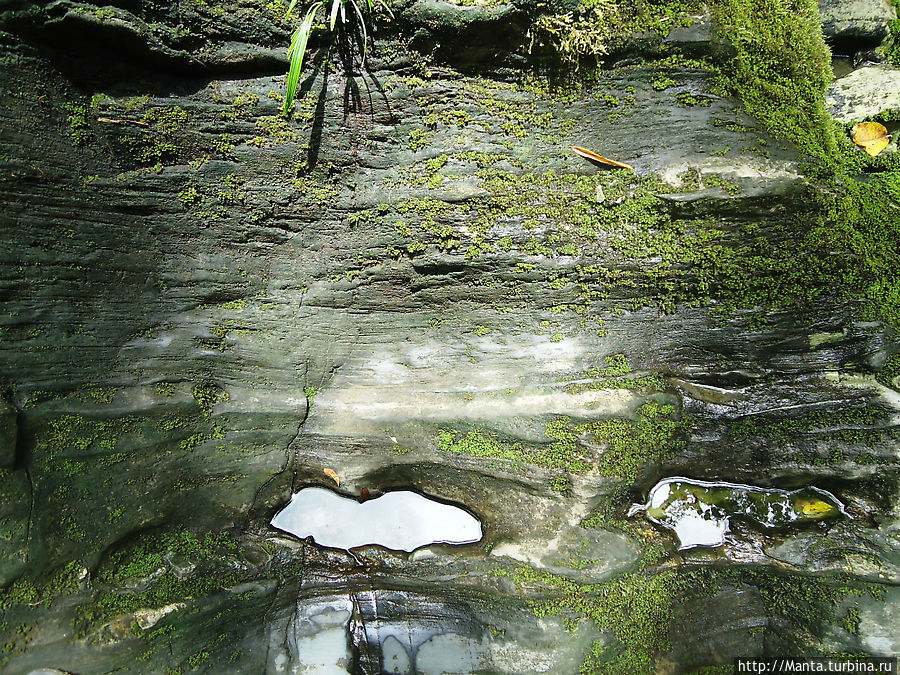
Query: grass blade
283 2 320 116
350 0 368 60
287 24 300 58
330 0 340 30
285 0 299 18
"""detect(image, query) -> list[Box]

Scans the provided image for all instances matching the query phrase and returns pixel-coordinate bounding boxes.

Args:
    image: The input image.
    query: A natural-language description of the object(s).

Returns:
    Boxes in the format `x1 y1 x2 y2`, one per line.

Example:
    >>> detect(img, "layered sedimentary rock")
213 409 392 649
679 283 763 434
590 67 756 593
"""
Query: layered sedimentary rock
0 0 899 672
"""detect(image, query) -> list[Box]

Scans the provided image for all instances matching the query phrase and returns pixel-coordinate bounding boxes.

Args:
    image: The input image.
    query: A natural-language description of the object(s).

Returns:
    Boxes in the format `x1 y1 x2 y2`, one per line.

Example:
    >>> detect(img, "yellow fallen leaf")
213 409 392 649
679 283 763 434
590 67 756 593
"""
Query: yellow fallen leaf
323 468 339 486
571 145 634 170
851 122 890 157
797 499 835 517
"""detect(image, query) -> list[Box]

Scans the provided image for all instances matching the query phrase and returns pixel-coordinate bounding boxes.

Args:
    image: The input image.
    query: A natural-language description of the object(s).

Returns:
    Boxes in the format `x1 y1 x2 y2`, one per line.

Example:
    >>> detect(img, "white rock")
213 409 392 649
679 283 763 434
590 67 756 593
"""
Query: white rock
827 65 900 123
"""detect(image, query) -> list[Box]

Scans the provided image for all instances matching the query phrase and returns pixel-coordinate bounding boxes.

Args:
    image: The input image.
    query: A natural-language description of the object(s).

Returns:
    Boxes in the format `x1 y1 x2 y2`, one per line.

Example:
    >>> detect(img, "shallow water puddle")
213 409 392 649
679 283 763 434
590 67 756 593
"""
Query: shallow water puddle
271 487 482 552
629 477 844 549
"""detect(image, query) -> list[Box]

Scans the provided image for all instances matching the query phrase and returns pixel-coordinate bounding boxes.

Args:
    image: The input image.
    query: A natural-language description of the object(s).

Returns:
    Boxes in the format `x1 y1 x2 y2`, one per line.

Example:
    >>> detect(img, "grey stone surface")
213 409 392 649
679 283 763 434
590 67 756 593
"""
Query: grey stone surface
0 397 16 469
0 0 897 672
819 0 898 41
827 64 900 122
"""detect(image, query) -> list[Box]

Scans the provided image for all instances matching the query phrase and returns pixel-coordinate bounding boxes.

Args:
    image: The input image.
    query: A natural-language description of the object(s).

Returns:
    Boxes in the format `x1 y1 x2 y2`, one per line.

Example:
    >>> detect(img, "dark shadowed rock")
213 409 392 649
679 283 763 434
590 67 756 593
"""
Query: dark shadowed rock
0 396 16 469
819 0 898 43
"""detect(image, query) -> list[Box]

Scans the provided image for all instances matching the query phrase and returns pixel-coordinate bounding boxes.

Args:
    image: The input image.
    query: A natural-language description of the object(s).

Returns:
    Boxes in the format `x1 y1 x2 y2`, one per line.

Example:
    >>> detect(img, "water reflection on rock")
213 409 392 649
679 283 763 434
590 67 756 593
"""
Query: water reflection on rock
270 487 482 552
630 477 845 549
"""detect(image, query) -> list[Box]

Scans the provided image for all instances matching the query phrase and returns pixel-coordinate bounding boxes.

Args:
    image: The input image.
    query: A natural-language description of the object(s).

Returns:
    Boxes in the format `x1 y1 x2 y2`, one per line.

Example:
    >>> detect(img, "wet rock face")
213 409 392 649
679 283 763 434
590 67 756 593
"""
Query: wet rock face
1 0 899 672
819 0 897 44
0 396 16 469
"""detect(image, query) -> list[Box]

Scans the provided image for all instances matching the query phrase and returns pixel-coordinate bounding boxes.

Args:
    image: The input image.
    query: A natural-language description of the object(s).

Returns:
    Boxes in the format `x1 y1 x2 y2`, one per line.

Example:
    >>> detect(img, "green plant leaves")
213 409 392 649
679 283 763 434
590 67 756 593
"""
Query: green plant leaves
349 0 368 59
329 0 340 30
283 2 321 116
282 0 393 116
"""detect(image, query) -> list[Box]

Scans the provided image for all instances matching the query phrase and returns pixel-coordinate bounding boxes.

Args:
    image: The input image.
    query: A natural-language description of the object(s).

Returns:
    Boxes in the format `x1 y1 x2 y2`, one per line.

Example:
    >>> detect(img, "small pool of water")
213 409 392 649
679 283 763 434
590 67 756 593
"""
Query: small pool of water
629 477 844 549
270 487 483 552
832 55 856 80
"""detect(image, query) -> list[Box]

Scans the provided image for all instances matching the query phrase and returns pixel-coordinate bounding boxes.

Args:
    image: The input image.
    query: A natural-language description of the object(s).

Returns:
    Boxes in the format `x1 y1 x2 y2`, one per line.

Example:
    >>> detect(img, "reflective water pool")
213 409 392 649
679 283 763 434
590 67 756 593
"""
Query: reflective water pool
271 487 483 552
629 477 845 549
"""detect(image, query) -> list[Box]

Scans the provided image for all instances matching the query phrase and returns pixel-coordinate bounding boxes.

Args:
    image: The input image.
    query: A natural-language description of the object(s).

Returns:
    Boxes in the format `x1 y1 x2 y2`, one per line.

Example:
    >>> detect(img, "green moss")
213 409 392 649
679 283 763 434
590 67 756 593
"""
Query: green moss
179 425 226 452
61 102 91 146
885 0 900 66
733 569 862 641
594 354 628 375
364 164 824 315
815 171 900 327
252 115 299 145
216 298 246 311
458 77 553 139
143 106 188 135
409 128 433 151
214 134 235 156
71 4 116 19
730 406 887 441
187 651 211 669
394 154 453 189
702 174 742 194
121 95 151 111
497 562 878 673
75 529 243 637
651 76 676 91
360 5 896 329
499 565 706 673
217 173 246 204
531 0 703 75
876 355 900 389
439 402 687 480
192 381 229 418
75 384 118 404
117 105 189 166
178 181 202 208
674 92 710 107
453 151 518 168
294 174 338 202
90 93 112 109
426 154 449 175
34 414 134 471
841 606 861 634
590 401 690 482
701 1 900 328
0 579 38 611
550 474 570 492
438 428 531 464
710 0 836 162
0 561 84 612
222 92 259 121
567 372 667 394
422 107 472 128
304 386 321 409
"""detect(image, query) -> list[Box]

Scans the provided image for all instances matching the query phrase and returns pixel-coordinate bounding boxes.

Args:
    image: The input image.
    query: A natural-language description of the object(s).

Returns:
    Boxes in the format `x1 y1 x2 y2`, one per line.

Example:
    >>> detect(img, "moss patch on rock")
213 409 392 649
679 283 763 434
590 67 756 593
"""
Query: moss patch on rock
439 400 689 482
